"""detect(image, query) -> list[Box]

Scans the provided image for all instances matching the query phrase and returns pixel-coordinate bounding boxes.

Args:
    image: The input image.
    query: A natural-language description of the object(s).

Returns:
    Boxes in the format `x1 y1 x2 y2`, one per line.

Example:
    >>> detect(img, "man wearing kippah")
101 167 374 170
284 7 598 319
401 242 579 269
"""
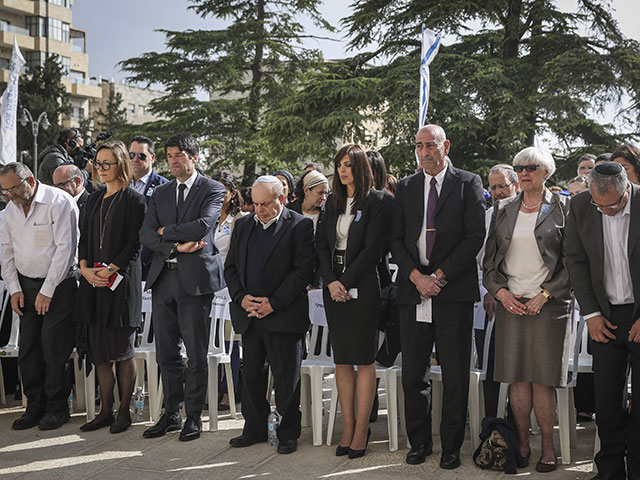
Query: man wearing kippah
566 161 640 480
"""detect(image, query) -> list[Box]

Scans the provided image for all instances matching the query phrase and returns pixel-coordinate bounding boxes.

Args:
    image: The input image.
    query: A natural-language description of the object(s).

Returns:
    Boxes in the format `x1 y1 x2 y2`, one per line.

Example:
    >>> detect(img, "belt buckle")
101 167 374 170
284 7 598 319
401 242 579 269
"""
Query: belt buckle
335 254 344 264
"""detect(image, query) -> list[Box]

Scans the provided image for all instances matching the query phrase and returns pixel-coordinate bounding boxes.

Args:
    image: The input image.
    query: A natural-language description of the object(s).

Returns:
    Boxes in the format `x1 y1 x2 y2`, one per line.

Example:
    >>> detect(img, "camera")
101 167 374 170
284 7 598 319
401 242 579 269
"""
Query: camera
72 131 112 169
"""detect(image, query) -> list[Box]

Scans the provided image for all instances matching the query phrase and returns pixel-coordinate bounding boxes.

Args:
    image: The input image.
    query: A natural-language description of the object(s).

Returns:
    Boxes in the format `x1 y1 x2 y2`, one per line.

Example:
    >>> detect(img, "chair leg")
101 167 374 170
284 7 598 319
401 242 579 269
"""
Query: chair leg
224 363 237 419
311 369 324 447
326 377 339 446
208 358 219 432
556 388 571 465
300 373 311 428
146 357 160 423
135 358 145 391
73 356 86 411
431 379 443 436
569 387 577 448
593 424 599 472
497 382 508 418
85 366 96 422
468 376 482 453
266 368 274 404
385 371 399 452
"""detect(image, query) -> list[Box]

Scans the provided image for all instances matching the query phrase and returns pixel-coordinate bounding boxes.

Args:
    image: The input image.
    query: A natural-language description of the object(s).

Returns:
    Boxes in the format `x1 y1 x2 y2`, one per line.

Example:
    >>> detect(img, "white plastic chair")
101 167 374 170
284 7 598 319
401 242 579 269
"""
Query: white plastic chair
300 322 335 446
134 308 161 422
0 286 24 407
207 288 237 431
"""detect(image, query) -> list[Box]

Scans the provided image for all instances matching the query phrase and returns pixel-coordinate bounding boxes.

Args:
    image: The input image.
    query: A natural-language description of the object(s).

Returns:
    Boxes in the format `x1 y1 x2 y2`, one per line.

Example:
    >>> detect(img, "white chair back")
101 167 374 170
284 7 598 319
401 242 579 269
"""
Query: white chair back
306 323 332 364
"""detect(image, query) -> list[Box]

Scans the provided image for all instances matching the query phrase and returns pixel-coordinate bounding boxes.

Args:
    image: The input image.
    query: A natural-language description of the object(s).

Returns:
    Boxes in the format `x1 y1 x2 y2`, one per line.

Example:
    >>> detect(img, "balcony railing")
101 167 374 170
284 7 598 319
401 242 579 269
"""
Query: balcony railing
0 23 30 36
72 44 84 53
71 77 99 86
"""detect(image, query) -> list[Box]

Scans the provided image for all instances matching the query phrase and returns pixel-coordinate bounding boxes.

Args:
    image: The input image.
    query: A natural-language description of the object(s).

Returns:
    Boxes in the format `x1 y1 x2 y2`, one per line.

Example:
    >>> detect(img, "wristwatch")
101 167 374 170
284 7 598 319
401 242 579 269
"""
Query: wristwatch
541 290 551 299
107 265 115 274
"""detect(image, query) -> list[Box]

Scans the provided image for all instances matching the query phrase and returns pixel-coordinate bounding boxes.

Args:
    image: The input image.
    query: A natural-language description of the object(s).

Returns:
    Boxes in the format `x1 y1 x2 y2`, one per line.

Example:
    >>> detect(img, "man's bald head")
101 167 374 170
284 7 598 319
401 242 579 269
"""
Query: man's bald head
52 164 84 197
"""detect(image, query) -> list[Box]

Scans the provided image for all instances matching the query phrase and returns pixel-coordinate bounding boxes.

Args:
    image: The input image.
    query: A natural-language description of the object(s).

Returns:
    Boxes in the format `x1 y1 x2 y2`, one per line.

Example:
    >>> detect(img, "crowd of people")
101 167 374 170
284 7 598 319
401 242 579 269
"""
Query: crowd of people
1 124 639 480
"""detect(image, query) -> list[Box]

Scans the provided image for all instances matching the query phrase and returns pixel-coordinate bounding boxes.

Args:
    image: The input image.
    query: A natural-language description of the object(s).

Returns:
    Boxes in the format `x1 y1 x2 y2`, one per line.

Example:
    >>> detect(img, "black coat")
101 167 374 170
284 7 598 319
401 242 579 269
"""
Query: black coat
75 187 146 328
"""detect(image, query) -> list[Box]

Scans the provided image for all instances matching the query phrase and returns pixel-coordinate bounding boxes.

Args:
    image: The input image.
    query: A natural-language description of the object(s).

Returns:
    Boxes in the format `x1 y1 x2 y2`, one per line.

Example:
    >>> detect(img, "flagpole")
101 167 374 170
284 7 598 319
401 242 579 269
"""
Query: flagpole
416 26 441 167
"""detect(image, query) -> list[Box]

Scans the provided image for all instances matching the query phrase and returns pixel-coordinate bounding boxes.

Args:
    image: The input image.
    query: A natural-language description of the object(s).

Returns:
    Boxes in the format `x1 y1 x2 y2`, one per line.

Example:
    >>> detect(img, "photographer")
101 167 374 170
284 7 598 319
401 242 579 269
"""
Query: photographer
38 129 85 186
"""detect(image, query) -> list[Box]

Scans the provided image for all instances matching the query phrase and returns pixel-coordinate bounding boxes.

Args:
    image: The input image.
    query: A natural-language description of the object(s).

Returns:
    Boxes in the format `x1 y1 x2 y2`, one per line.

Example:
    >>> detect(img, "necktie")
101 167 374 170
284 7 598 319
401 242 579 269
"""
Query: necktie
177 183 186 221
426 177 438 260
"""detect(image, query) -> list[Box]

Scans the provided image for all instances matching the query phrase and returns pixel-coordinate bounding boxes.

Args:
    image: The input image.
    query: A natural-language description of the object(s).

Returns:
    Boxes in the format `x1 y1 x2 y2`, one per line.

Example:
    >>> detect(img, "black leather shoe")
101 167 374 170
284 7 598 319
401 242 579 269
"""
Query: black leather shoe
110 415 132 434
142 412 182 438
440 451 461 470
348 428 371 459
406 444 432 465
277 439 297 454
80 413 115 432
179 416 202 441
229 434 266 448
38 411 70 430
535 457 557 473
12 412 42 430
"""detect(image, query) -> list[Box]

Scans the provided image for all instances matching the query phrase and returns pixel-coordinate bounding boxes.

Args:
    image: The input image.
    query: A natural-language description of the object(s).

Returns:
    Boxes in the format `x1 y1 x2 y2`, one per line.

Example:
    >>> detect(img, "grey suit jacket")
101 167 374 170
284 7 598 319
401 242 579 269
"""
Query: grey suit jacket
565 185 640 321
139 173 226 296
483 189 571 300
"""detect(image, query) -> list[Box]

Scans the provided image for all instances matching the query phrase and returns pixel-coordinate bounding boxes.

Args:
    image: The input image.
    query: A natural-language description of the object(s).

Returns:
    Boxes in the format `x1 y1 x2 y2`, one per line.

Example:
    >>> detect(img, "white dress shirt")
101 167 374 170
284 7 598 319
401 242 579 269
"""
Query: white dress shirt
254 207 283 230
417 164 447 266
176 170 198 202
336 197 355 250
0 182 79 297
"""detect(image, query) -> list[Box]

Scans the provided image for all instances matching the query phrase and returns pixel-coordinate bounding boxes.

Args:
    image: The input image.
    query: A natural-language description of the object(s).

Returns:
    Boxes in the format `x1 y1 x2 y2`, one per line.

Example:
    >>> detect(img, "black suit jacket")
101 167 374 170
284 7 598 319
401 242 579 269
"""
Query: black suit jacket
139 173 226 296
390 166 486 305
224 207 317 335
566 185 640 321
75 187 146 328
317 189 388 290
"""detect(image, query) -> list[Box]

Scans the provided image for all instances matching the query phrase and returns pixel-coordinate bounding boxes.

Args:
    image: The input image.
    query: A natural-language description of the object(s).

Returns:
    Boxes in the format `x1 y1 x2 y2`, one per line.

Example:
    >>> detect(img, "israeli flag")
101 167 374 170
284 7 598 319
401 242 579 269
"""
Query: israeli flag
419 26 441 128
0 37 25 164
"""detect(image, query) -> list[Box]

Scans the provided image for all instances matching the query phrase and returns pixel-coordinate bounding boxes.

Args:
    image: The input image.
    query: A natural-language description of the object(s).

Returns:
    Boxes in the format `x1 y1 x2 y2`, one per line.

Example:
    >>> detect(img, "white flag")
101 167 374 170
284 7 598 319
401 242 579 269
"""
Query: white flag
0 37 25 165
419 26 441 128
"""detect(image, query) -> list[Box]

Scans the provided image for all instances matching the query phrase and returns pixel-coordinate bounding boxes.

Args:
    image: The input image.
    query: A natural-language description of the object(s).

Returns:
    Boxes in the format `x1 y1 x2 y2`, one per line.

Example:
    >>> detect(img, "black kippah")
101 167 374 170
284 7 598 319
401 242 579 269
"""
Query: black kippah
594 161 623 175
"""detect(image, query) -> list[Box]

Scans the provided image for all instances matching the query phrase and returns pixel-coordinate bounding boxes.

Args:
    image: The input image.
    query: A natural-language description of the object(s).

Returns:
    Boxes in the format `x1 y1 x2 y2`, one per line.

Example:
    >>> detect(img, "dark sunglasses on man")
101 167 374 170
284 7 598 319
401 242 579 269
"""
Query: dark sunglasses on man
129 152 148 161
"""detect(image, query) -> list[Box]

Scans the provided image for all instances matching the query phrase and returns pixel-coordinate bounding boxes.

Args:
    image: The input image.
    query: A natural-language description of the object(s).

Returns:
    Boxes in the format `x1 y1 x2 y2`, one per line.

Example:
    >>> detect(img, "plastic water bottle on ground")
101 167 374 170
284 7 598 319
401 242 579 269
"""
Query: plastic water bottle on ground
267 407 279 447
133 387 145 422
67 390 73 415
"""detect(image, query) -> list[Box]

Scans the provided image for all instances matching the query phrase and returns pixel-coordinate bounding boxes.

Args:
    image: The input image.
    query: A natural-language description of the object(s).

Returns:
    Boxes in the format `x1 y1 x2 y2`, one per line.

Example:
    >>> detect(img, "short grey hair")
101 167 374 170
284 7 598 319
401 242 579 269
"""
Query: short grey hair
589 165 628 196
253 175 284 198
513 146 556 179
0 162 33 180
488 163 518 184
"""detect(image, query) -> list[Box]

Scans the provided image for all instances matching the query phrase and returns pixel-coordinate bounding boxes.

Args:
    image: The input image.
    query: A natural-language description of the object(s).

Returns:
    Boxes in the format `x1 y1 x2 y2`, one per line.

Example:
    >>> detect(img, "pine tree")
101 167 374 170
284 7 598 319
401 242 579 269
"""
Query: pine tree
120 0 333 183
95 87 128 138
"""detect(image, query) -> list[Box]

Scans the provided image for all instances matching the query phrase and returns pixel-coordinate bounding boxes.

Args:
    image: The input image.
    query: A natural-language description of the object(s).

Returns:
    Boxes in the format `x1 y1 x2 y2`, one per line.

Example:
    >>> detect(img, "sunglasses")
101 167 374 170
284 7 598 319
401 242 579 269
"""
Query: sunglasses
129 152 148 160
513 164 541 173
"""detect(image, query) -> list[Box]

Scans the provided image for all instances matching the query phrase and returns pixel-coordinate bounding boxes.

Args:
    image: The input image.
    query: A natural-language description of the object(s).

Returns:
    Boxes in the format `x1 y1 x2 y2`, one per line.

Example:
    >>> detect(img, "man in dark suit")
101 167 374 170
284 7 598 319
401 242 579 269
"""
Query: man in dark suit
391 124 485 469
566 162 640 480
139 133 225 442
224 176 317 454
129 135 169 281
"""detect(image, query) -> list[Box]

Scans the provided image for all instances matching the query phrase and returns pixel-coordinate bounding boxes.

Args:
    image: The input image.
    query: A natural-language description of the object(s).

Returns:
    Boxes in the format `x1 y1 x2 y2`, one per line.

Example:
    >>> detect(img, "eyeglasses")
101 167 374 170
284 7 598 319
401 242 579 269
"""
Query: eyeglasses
590 190 627 210
53 178 76 189
489 182 514 191
129 152 148 161
513 164 541 173
94 160 118 171
1 178 26 196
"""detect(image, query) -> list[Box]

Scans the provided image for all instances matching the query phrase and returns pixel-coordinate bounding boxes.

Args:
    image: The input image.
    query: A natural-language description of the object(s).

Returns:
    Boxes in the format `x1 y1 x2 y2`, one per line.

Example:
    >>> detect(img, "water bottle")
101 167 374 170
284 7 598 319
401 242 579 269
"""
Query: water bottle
67 390 73 415
267 407 279 447
133 387 145 422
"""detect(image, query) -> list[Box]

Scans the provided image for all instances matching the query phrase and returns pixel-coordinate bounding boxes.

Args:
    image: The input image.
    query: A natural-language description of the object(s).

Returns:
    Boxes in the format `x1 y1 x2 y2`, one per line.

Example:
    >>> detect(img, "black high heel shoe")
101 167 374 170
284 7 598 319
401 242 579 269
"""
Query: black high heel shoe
348 428 371 459
335 444 349 456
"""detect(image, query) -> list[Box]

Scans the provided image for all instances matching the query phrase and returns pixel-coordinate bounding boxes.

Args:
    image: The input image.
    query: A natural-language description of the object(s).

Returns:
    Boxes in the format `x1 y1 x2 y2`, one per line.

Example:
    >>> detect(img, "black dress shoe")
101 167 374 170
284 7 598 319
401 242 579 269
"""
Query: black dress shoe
179 416 202 441
406 444 432 465
440 451 461 470
12 412 42 430
80 413 115 432
277 439 297 454
348 428 371 459
110 415 132 434
229 434 266 448
535 457 557 473
38 411 70 430
143 412 182 438
335 444 349 456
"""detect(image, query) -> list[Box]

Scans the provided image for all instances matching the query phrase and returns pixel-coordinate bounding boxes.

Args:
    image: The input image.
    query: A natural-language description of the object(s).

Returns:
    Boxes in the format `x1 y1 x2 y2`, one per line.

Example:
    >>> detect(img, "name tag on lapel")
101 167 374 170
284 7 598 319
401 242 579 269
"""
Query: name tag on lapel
354 210 363 222
541 204 551 214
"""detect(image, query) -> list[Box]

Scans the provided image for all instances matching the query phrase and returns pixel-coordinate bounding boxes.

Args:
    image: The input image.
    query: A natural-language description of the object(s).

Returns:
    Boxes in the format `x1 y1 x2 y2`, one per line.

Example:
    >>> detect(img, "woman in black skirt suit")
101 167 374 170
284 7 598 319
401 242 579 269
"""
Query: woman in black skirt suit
76 140 146 433
317 144 388 458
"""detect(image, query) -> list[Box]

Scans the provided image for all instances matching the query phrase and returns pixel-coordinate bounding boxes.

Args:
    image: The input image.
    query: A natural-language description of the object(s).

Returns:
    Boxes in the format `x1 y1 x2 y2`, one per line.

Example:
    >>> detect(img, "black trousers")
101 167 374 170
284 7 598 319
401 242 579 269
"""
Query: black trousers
400 299 474 454
240 318 304 442
152 268 213 417
592 303 640 478
18 275 76 415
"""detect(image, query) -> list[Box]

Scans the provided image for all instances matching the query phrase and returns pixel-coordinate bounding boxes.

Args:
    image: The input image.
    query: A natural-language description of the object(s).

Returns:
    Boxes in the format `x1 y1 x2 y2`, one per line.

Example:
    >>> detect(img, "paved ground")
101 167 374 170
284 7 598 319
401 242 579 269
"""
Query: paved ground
0 390 598 480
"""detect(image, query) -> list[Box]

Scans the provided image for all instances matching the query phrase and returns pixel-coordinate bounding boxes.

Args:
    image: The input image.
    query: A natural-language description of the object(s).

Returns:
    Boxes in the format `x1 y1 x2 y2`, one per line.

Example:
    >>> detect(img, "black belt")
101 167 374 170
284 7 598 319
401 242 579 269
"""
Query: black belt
333 250 346 265
164 262 179 270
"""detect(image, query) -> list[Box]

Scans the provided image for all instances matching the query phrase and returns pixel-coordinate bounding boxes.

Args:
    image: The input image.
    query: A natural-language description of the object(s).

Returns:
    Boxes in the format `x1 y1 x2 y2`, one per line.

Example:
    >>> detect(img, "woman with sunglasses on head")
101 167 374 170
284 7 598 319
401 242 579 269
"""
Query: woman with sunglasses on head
75 140 146 434
317 144 389 459
483 147 571 473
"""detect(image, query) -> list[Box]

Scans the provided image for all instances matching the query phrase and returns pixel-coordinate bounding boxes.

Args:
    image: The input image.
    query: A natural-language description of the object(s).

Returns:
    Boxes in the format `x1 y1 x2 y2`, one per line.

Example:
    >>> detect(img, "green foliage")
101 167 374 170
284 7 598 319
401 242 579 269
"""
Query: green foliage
95 87 128 138
120 0 334 185
18 55 71 165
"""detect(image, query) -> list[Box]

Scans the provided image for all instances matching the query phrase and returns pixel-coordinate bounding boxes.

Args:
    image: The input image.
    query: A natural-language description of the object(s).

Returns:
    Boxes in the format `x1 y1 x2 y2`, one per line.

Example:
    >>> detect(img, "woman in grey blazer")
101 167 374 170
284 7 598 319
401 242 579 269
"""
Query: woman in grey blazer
483 147 571 473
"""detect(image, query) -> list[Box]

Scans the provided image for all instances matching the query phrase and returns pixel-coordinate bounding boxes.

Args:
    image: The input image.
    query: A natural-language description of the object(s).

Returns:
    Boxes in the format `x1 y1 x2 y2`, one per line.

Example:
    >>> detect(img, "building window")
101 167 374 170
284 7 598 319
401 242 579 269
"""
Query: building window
139 105 146 115
25 16 70 42
72 106 84 119
70 69 84 81
128 103 135 114
25 51 46 69
26 16 46 37
46 0 71 7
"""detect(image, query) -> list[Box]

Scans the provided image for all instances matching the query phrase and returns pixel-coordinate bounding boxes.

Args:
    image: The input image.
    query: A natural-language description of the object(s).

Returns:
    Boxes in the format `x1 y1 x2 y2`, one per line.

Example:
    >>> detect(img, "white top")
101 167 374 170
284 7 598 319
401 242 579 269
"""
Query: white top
0 182 79 297
503 211 549 298
215 213 236 264
336 197 355 250
602 193 634 305
303 211 320 233
417 165 447 265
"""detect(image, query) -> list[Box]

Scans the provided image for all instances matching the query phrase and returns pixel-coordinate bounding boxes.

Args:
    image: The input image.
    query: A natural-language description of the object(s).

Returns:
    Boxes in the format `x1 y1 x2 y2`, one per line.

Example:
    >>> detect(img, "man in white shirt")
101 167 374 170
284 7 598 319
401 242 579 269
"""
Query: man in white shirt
0 162 79 431
566 161 640 480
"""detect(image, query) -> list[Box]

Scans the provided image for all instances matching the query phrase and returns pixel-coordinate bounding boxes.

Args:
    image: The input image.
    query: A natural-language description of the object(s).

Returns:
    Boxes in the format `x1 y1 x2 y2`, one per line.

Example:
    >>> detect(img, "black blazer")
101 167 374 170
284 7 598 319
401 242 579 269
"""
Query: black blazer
75 187 146 328
224 207 317 335
566 184 640 321
317 189 388 290
140 174 226 296
390 166 486 305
